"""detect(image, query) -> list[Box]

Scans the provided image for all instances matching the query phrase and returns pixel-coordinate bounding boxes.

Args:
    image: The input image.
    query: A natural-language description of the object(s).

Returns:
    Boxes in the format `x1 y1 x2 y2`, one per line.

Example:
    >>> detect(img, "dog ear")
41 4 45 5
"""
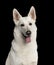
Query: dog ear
13 8 22 25
28 6 36 20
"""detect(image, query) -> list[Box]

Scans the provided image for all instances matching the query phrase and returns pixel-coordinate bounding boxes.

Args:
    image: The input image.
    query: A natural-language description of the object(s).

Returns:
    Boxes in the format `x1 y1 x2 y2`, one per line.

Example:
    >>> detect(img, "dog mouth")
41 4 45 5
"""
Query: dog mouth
22 33 31 43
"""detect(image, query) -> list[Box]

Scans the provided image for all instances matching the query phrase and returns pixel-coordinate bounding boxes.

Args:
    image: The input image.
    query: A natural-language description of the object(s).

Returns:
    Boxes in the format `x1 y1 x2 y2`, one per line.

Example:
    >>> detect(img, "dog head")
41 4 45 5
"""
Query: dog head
13 6 37 43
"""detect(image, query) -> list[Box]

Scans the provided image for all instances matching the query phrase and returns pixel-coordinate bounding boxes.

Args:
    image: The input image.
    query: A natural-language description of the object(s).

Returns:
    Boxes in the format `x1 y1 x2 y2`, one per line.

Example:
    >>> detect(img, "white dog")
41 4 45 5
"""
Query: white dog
5 6 38 65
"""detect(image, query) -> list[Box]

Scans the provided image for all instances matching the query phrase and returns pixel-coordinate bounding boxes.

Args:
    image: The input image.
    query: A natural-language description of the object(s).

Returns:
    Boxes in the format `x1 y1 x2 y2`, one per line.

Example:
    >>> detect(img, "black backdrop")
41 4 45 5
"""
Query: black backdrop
0 0 49 65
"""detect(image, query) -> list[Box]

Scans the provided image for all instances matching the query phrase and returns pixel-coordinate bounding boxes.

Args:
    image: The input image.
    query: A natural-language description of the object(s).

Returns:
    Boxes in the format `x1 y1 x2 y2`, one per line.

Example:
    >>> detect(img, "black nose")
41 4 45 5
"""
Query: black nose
26 30 31 36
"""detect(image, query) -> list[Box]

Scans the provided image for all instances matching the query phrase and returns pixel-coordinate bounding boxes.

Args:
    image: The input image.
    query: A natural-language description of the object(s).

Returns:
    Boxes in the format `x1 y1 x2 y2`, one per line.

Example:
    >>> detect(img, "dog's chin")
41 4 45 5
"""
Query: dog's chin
22 33 31 43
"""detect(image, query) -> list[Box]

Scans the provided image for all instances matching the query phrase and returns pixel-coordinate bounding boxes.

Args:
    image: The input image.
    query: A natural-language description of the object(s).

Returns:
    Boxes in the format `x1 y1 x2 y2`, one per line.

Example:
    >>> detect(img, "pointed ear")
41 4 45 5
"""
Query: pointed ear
13 8 22 25
28 6 36 20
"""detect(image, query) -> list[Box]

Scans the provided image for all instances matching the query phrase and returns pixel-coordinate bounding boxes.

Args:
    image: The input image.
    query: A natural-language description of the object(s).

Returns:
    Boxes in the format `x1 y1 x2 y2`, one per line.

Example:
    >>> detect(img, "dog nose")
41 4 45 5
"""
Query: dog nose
26 30 31 36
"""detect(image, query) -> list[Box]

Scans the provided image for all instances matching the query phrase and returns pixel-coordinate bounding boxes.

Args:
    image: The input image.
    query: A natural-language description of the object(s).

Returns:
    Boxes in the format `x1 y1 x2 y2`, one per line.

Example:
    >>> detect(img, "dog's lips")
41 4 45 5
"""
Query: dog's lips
22 33 31 43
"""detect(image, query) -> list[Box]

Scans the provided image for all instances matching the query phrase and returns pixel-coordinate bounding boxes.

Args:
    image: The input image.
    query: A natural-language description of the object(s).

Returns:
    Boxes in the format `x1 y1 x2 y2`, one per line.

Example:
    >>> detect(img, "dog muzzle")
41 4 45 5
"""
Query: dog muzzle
22 30 31 43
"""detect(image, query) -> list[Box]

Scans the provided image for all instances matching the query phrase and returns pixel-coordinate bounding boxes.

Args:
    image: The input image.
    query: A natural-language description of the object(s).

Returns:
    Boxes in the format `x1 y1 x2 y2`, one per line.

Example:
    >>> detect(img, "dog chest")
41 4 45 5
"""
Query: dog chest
10 46 37 65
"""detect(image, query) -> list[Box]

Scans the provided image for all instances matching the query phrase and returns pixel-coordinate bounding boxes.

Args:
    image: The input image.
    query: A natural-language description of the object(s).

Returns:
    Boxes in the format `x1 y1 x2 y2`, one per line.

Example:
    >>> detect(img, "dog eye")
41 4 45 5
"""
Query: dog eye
20 24 24 27
29 23 32 26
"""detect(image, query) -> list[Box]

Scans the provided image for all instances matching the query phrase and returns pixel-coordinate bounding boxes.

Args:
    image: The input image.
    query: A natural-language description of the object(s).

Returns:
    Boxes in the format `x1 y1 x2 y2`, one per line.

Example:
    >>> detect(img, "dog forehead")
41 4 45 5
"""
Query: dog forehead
20 17 32 23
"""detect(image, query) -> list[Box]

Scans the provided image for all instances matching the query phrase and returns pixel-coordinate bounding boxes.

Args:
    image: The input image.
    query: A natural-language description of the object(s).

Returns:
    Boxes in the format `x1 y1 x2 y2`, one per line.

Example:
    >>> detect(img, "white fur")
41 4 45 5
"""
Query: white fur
5 6 38 65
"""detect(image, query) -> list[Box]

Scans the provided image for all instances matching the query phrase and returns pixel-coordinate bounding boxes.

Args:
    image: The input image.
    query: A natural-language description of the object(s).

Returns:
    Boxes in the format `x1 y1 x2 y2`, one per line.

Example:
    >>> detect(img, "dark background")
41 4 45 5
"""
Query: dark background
0 0 50 65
